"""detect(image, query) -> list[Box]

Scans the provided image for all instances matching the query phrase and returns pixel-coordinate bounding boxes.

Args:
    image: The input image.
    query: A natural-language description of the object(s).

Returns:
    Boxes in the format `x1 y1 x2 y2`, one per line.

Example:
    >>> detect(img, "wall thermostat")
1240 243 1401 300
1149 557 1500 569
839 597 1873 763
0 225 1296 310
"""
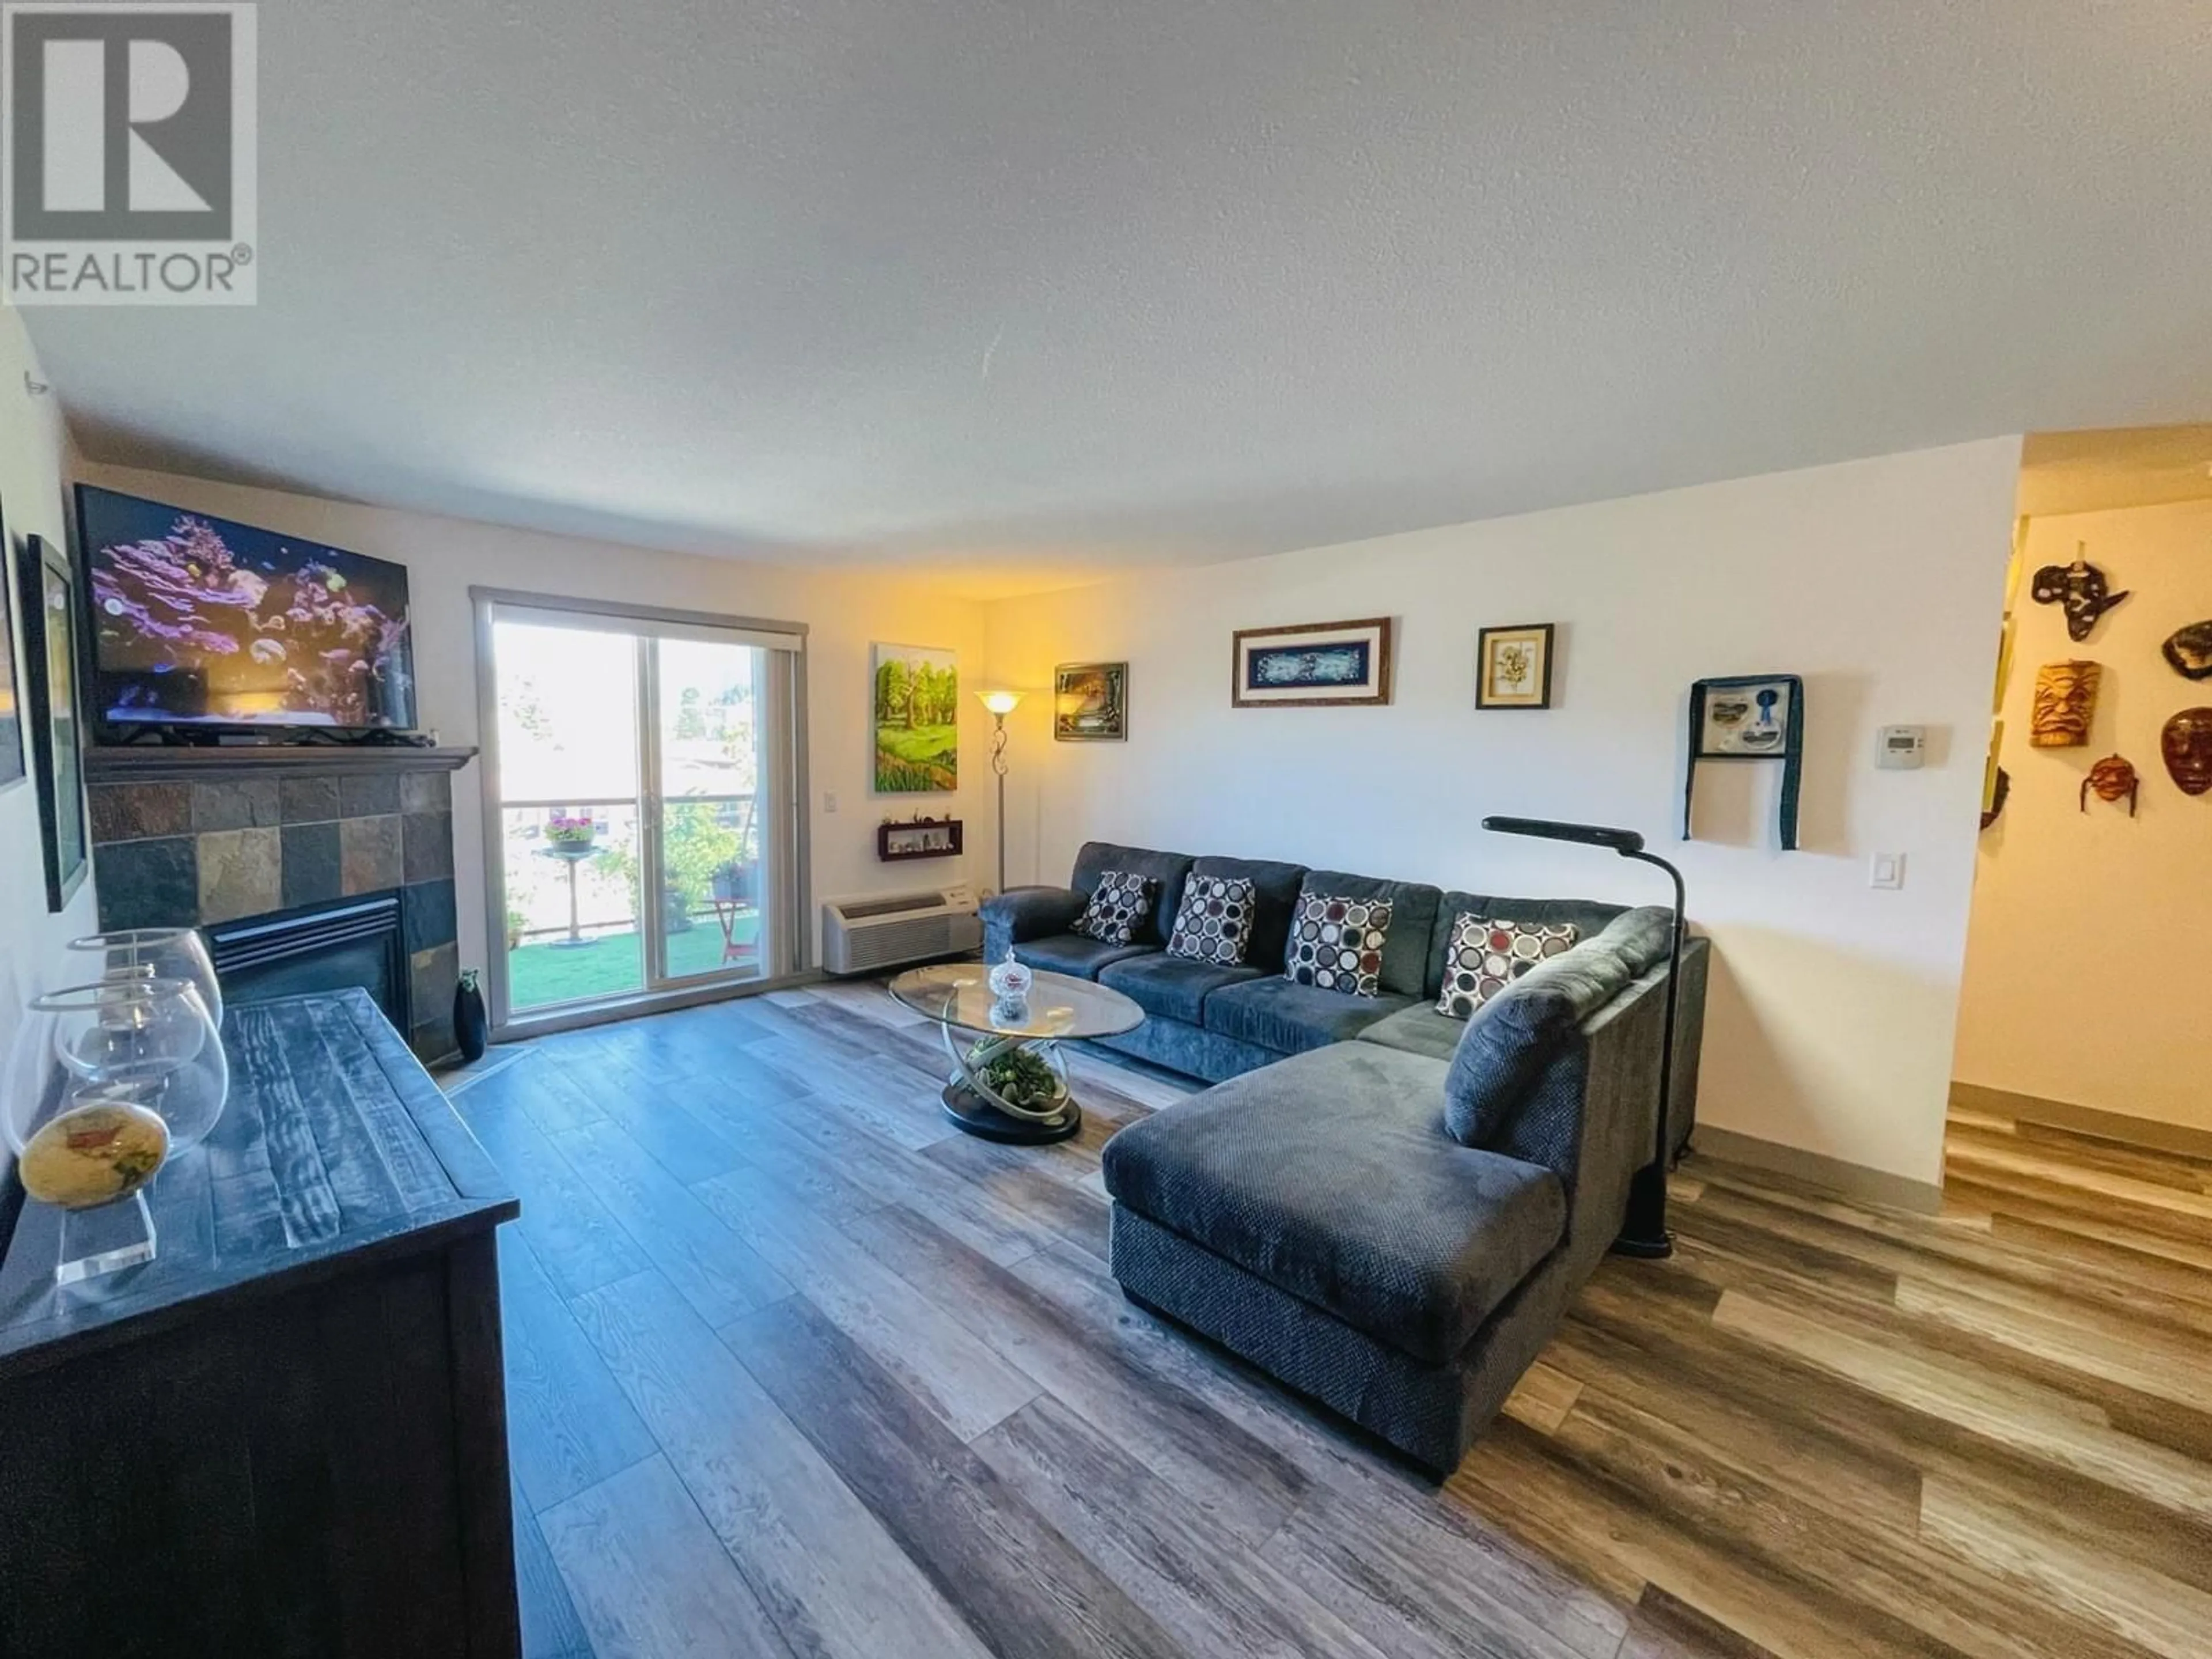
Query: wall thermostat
1876 725 1927 770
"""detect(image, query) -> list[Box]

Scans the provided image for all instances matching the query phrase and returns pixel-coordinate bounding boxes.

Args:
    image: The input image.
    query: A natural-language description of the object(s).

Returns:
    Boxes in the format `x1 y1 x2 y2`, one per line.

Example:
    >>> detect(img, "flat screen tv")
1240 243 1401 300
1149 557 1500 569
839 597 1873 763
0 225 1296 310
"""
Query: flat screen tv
77 486 417 734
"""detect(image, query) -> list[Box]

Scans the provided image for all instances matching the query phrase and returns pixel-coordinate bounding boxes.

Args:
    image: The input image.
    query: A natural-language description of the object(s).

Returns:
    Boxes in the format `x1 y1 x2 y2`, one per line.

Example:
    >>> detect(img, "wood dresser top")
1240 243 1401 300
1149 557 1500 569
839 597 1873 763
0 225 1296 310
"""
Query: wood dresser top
0 988 517 1377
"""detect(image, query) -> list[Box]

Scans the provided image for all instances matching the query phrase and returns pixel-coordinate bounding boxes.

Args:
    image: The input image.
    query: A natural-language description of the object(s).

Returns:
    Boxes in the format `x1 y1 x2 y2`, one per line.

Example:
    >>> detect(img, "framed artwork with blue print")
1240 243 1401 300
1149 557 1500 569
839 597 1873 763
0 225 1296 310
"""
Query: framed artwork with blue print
1231 618 1394 707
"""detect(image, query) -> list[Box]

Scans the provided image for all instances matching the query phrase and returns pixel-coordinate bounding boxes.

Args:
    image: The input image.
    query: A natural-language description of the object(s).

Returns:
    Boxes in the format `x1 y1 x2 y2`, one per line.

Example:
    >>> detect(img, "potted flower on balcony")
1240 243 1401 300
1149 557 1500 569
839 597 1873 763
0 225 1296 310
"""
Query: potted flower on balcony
545 811 597 851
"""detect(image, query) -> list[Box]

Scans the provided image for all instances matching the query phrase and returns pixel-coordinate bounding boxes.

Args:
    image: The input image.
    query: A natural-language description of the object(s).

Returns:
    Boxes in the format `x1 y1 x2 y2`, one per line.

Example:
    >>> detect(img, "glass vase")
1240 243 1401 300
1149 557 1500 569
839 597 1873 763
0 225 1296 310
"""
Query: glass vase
66 927 224 1029
3 975 234 1283
4 991 169 1283
41 978 229 1154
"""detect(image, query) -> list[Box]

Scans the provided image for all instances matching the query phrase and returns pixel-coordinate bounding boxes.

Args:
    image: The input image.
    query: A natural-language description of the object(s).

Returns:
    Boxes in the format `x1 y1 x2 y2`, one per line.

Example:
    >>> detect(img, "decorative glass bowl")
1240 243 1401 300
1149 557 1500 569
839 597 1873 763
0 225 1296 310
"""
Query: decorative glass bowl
987 955 1034 1003
4 977 231 1284
66 927 224 1029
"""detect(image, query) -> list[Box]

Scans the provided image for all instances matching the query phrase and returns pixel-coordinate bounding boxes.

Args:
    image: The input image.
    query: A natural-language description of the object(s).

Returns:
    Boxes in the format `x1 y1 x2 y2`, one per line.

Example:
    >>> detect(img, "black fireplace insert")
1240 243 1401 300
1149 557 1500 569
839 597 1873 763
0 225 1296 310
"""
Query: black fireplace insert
203 893 412 1035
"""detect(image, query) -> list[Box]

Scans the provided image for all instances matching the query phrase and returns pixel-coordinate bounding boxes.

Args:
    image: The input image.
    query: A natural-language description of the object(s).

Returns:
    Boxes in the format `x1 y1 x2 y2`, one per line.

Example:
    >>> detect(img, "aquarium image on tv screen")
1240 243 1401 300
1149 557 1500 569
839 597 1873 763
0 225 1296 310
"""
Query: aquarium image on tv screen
78 487 416 731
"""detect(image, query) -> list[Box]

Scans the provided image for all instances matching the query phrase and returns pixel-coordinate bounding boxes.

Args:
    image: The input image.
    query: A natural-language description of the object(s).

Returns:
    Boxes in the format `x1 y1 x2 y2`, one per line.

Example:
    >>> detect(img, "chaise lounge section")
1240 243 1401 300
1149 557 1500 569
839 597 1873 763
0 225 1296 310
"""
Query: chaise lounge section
982 843 1708 1474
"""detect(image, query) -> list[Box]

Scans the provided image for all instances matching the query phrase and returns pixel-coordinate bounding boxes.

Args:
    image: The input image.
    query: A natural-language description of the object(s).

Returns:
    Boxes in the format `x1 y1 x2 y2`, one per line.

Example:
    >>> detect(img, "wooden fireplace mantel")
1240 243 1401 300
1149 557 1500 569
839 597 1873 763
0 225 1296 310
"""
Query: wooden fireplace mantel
84 743 478 785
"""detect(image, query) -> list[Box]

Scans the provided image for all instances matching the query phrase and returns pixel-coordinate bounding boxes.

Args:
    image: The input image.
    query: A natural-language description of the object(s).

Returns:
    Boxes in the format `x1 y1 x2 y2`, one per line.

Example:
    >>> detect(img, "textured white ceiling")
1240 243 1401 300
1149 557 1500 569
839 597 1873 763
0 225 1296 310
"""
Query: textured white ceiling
28 1 2212 596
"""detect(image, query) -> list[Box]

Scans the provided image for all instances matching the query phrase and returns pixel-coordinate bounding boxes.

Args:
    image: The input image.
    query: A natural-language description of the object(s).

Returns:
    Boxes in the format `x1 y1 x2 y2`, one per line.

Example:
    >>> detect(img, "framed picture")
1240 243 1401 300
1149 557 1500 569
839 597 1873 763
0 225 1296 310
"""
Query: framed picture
0 502 24 792
1231 618 1393 708
1476 623 1555 710
871 642 958 792
1054 661 1127 741
1694 674 1798 757
17 535 88 910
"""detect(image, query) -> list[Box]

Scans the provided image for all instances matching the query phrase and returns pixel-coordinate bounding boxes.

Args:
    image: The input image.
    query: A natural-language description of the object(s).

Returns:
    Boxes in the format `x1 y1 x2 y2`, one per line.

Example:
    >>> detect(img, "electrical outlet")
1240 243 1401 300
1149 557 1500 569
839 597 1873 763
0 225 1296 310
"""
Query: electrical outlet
823 791 839 814
1869 851 1906 889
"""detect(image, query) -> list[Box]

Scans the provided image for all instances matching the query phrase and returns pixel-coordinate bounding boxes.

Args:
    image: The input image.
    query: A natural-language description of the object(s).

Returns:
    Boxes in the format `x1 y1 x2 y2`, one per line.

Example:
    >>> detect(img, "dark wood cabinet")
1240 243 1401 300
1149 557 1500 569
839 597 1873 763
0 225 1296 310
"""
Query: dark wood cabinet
0 990 521 1658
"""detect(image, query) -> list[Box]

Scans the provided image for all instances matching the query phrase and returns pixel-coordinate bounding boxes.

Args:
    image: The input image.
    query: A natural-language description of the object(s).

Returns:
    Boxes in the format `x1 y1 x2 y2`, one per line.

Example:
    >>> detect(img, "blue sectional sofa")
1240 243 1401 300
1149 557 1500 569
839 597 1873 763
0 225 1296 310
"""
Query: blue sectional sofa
980 839 1710 1473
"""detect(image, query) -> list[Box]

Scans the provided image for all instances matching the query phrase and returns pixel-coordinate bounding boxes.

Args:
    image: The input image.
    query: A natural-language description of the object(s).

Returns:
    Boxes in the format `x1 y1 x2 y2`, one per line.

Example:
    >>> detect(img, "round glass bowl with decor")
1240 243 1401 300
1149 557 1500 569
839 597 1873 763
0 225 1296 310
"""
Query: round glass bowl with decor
66 927 225 1028
4 976 231 1283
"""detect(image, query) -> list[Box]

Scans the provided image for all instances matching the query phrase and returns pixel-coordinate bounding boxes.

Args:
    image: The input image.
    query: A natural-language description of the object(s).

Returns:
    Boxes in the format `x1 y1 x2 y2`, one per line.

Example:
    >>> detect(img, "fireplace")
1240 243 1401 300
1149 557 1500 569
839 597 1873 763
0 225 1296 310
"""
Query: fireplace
204 893 414 1036
84 751 471 1063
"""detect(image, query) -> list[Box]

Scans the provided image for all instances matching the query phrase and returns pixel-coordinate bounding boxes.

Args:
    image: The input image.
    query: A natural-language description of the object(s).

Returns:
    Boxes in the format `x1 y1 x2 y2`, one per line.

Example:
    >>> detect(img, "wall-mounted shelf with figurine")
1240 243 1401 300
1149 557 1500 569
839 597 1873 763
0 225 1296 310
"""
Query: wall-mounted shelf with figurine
878 816 964 861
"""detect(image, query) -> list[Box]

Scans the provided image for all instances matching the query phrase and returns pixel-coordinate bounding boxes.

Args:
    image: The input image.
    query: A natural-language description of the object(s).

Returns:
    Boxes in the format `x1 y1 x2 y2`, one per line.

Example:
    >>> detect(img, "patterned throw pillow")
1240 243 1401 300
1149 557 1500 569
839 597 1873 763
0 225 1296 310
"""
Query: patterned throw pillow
1435 915 1581 1018
1284 893 1393 997
1072 870 1156 945
1167 876 1257 965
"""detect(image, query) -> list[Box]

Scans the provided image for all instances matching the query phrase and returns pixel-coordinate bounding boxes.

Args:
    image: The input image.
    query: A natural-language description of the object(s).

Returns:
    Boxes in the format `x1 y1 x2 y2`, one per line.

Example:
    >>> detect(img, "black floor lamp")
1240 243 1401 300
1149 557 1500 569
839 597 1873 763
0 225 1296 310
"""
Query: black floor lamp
1480 815 1685 1259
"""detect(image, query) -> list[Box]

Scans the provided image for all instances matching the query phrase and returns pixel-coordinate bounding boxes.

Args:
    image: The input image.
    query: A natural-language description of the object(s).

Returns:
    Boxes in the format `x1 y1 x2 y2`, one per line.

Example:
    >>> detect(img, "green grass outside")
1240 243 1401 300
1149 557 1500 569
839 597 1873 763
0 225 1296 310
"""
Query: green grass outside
875 722 957 791
509 915 760 1011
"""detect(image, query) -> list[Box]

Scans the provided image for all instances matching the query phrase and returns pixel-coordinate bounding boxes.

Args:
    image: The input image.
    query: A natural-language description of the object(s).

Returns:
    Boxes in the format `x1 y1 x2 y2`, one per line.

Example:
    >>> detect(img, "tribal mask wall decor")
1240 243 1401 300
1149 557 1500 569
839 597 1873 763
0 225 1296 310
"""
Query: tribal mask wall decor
2080 754 2139 816
2162 620 2212 681
2161 708 2212 796
2029 660 2101 748
1980 765 2010 831
2029 548 2129 642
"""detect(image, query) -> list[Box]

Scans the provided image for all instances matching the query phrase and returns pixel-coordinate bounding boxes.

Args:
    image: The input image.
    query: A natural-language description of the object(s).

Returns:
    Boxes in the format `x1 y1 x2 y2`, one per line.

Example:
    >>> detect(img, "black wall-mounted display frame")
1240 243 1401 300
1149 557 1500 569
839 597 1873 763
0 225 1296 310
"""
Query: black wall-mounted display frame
1683 673 1804 851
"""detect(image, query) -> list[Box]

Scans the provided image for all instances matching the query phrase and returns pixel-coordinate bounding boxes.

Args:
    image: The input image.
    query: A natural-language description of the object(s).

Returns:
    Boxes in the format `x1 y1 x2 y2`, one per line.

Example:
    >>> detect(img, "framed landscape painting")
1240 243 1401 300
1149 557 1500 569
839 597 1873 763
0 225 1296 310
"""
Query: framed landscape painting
1054 661 1127 741
1231 618 1393 707
872 643 959 792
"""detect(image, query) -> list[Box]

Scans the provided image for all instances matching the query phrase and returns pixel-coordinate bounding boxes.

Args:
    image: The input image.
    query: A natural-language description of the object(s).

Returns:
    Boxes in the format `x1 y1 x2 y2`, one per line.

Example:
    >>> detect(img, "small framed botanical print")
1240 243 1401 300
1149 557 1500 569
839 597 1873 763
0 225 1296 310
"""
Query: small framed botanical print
1231 618 1393 707
1476 624 1555 710
1054 661 1127 740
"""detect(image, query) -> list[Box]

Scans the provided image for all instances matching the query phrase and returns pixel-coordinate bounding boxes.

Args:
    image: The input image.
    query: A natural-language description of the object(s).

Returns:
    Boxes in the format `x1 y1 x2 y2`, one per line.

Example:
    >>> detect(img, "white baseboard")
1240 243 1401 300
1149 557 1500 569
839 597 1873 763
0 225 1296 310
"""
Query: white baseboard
1688 1124 1943 1214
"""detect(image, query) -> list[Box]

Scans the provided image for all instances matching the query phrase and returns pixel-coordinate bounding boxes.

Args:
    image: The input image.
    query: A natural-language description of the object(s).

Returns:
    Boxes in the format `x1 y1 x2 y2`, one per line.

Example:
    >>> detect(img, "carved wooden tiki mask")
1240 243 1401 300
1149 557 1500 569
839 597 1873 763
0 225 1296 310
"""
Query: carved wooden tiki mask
2162 709 2212 796
2030 661 2101 748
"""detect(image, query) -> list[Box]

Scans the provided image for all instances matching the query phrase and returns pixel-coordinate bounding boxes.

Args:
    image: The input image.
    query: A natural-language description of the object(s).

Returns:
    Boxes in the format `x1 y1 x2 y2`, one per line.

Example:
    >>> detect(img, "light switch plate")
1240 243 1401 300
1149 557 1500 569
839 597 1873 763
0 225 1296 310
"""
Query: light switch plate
823 791 839 814
1869 851 1906 889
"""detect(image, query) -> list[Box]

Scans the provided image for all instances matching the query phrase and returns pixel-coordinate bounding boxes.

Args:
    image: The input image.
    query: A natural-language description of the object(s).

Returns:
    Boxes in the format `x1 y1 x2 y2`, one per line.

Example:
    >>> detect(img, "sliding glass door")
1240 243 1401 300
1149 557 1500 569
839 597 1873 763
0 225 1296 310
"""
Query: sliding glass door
476 593 806 1031
489 618 648 1011
648 635 774 985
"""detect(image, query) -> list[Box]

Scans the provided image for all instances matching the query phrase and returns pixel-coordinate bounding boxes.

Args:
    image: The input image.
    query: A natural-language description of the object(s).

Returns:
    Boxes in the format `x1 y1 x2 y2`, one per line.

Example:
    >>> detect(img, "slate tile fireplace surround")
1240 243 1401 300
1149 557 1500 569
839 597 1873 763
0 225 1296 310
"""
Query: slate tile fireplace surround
85 749 476 1065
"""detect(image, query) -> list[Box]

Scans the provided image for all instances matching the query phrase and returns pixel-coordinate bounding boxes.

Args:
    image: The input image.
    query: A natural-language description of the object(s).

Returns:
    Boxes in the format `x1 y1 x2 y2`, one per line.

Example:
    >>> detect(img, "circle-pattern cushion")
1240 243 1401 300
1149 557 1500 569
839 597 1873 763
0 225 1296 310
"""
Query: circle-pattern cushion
1285 893 1393 997
1071 870 1156 945
1167 876 1257 965
1435 914 1580 1018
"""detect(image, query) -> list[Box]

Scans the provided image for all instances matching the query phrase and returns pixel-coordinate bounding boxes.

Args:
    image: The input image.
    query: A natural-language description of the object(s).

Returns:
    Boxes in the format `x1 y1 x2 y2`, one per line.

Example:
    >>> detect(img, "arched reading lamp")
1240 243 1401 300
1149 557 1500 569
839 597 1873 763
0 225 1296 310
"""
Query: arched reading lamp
978 690 1023 893
1479 815 1685 1259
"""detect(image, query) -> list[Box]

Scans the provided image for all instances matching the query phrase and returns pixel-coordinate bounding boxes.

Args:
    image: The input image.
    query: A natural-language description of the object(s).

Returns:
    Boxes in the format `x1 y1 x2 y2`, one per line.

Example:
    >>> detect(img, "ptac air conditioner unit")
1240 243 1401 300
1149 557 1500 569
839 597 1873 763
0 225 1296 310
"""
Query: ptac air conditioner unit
820 885 981 975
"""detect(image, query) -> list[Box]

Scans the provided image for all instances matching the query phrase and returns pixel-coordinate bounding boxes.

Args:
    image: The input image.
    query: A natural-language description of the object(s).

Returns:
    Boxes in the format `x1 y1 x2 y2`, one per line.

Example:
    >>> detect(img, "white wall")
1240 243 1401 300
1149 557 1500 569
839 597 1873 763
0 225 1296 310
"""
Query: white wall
1953 499 2212 1130
71 460 995 984
984 439 2022 1186
2 312 102 1183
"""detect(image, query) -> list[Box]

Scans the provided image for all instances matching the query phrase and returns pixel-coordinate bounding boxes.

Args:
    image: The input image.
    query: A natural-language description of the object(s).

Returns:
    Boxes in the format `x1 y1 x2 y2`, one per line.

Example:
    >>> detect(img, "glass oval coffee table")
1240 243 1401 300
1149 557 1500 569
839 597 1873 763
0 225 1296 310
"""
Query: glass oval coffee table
888 964 1145 1144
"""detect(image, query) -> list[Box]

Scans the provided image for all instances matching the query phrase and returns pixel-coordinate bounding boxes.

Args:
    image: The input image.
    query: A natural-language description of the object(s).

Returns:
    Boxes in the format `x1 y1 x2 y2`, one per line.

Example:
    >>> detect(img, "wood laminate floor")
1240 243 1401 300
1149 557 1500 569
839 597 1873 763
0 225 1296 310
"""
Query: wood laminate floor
459 980 2212 1659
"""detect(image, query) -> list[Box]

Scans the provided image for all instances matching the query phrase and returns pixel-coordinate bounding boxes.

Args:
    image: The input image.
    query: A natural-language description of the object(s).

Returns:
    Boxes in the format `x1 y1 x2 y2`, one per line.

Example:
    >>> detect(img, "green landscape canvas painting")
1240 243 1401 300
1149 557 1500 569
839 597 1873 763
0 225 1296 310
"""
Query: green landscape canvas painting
873 642 959 791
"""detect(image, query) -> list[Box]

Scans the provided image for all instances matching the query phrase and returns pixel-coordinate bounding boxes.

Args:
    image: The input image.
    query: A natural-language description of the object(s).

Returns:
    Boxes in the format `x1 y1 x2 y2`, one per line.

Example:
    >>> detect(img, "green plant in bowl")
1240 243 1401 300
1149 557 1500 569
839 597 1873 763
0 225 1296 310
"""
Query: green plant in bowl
969 1044 1063 1111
